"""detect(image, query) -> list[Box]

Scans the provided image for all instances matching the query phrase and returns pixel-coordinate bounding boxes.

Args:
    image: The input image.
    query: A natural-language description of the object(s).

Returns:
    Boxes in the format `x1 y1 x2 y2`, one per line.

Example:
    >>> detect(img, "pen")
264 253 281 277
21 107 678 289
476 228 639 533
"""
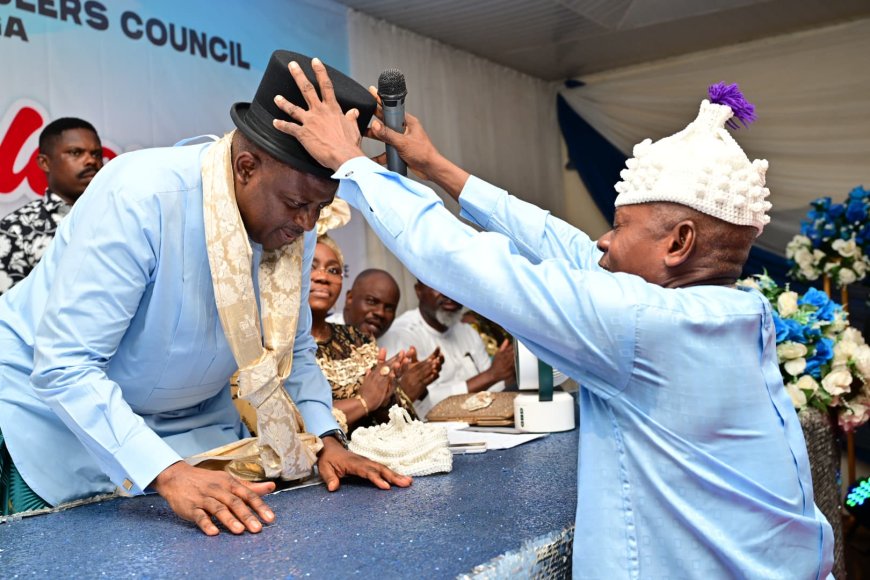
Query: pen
449 442 487 454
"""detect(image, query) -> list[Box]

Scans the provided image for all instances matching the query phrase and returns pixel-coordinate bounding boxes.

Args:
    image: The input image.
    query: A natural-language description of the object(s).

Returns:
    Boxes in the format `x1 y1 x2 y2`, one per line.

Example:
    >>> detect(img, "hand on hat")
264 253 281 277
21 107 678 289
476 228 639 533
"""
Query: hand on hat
273 57 471 200
273 58 366 171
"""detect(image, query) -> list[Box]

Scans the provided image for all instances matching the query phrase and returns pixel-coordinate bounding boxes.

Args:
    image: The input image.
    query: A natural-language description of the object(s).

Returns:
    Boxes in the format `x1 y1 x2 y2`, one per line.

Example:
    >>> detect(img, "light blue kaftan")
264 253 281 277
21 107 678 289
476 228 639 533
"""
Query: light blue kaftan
0 142 337 505
334 157 834 579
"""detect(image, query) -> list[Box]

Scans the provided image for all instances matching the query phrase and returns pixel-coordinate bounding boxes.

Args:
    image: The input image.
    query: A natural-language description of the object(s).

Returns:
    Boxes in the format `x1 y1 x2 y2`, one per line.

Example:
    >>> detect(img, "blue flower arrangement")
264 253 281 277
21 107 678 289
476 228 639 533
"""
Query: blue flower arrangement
787 186 870 287
740 274 870 431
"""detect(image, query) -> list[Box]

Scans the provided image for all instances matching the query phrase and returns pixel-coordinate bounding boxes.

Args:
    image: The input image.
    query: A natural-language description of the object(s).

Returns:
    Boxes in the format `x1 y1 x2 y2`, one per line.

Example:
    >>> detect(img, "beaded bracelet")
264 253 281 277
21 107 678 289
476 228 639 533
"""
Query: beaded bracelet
355 393 370 415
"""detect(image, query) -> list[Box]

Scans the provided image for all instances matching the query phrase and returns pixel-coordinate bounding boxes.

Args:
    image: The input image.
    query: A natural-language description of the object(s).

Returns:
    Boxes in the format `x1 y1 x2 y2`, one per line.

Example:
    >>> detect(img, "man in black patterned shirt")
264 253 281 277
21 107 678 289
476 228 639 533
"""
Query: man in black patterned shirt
0 118 103 294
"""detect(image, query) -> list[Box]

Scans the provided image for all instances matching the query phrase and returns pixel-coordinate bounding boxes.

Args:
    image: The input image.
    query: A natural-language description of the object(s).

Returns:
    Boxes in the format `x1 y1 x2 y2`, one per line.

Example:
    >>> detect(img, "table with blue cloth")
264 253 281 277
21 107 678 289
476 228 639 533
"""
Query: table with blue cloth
0 430 578 578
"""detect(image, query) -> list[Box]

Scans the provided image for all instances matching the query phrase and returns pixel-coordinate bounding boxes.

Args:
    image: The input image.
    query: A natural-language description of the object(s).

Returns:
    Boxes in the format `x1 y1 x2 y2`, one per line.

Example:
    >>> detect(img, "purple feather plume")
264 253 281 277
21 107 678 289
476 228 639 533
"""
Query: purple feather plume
708 82 756 130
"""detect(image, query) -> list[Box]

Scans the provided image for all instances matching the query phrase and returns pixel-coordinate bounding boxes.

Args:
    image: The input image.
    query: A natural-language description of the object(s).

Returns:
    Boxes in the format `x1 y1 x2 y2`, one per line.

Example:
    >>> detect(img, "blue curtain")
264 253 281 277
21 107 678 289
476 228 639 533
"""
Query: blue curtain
556 94 621 226
556 91 789 283
742 245 802 289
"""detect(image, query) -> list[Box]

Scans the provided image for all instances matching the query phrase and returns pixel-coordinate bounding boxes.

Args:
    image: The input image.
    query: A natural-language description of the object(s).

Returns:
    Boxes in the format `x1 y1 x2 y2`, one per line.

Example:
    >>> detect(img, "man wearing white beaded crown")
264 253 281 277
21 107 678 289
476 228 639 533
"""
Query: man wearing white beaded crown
273 59 834 580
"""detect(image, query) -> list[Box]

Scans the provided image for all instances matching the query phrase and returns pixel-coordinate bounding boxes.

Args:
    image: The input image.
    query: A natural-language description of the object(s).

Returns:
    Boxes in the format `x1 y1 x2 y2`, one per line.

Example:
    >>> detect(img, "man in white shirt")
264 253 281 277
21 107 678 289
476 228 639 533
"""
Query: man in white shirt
332 269 445 405
379 280 515 415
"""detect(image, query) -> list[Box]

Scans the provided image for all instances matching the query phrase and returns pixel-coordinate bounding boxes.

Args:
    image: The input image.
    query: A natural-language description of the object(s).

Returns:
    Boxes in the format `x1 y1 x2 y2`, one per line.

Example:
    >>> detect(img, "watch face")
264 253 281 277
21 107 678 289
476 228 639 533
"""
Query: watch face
324 429 349 448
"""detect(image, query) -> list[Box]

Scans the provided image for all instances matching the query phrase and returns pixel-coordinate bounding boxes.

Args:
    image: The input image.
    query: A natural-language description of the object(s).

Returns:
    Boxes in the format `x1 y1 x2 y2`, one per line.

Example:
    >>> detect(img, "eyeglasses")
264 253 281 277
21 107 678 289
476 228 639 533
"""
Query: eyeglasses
312 265 344 279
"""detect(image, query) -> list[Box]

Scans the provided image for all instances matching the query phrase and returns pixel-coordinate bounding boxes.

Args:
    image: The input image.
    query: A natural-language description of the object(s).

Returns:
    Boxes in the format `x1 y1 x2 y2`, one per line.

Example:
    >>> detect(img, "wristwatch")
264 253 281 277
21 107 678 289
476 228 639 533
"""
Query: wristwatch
321 428 349 449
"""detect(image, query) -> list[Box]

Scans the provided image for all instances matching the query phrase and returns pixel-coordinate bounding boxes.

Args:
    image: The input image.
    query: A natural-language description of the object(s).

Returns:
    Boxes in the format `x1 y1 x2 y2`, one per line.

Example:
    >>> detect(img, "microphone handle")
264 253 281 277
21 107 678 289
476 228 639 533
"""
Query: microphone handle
382 101 407 176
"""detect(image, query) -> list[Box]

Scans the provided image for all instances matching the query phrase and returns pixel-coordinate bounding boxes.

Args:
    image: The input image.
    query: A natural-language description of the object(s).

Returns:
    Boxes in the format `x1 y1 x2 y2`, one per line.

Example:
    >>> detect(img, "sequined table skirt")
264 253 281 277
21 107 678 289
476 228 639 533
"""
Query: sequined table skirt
0 430 579 578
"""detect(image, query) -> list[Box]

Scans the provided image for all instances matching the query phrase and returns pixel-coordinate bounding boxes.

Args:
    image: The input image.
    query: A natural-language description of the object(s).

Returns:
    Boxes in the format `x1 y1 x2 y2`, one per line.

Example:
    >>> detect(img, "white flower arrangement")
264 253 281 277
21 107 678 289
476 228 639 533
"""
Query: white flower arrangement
742 274 870 431
787 188 870 288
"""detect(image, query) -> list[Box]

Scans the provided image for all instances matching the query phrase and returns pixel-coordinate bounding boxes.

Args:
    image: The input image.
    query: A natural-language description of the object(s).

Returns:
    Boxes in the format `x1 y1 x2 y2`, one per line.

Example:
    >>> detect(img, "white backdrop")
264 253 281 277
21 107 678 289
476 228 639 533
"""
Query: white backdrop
559 18 870 254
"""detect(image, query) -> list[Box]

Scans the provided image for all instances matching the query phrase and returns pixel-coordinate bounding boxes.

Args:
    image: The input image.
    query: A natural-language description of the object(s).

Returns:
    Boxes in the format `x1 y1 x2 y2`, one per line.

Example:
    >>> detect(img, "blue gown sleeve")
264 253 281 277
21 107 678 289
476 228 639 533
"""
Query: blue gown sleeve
459 174 605 271
30 185 181 495
283 230 340 436
334 157 637 399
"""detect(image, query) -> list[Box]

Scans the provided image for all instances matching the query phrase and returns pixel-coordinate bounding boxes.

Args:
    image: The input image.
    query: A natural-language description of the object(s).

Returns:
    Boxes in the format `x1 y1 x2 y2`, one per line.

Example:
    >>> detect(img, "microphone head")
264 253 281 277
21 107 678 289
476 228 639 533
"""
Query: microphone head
377 69 407 99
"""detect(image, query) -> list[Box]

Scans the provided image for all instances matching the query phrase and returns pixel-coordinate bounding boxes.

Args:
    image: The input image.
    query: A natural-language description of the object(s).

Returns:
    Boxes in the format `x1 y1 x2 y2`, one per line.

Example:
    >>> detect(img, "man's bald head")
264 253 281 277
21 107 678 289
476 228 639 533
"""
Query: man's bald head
353 269 399 291
344 269 401 338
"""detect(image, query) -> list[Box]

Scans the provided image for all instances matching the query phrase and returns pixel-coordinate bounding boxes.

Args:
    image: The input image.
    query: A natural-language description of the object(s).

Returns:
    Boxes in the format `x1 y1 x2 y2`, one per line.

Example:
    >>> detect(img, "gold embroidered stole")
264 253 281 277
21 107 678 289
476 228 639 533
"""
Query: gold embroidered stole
190 131 322 480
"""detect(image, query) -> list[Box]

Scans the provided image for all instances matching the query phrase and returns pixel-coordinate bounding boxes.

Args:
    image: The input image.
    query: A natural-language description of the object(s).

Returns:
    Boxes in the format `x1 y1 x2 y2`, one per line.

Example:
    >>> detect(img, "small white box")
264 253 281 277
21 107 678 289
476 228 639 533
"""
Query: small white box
514 392 575 433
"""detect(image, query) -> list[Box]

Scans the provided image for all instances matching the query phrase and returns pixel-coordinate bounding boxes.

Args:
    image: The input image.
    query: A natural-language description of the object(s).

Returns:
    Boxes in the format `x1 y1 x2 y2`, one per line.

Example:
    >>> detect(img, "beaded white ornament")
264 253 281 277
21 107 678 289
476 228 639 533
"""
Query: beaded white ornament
462 391 494 411
614 98 772 234
348 405 453 476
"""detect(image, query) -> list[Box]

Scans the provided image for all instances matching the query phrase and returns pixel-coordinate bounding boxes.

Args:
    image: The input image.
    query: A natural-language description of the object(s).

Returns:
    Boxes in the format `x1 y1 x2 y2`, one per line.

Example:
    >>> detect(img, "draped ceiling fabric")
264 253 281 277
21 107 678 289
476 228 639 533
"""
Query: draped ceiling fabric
559 18 870 256
342 10 564 314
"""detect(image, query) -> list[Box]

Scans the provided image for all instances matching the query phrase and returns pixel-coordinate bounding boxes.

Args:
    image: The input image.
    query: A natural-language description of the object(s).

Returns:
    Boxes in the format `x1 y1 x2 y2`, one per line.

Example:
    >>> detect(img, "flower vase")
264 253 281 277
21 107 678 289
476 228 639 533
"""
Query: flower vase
799 407 846 579
821 275 850 314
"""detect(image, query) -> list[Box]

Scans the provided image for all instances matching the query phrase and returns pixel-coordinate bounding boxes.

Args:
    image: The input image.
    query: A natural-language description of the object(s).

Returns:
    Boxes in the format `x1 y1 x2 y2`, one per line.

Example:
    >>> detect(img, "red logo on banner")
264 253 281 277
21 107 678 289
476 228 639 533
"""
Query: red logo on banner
0 102 117 199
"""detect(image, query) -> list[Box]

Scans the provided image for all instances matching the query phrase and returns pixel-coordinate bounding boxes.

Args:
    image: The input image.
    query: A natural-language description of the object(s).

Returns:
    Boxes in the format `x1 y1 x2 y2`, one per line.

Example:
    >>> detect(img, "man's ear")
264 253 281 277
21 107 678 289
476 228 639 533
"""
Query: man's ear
663 220 696 268
36 153 50 174
233 151 259 184
345 289 353 304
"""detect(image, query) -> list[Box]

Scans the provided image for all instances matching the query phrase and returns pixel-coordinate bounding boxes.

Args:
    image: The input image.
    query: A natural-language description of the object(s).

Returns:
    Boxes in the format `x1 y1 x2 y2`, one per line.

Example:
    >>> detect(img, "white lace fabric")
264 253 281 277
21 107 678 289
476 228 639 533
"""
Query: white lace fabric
613 99 771 233
348 406 453 476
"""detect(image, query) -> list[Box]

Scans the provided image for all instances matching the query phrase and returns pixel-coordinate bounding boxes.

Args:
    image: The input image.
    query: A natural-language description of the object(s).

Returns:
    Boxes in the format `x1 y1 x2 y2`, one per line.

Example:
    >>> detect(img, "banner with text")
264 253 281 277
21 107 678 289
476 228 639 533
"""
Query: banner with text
0 0 349 216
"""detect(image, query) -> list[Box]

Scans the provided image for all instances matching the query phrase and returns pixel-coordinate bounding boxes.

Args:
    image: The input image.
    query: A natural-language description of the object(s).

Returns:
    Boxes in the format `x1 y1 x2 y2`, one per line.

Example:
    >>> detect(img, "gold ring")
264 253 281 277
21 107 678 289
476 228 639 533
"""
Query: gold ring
379 366 391 376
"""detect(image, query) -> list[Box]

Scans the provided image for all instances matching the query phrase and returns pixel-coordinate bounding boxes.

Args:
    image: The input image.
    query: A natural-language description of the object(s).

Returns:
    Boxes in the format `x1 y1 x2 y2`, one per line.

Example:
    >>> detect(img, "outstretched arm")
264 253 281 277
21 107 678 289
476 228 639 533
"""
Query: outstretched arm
365 110 602 269
271 58 637 399
273 61 601 269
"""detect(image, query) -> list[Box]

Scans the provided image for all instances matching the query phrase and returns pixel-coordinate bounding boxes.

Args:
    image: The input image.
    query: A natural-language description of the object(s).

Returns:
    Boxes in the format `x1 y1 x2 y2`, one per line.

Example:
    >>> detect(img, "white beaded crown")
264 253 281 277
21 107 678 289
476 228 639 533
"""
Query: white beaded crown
348 405 453 476
613 84 772 234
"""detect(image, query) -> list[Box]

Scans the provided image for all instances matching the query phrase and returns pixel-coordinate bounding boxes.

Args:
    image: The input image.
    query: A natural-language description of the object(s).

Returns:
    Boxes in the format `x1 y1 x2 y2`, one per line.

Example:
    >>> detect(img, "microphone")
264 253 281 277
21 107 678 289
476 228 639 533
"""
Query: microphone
377 69 407 176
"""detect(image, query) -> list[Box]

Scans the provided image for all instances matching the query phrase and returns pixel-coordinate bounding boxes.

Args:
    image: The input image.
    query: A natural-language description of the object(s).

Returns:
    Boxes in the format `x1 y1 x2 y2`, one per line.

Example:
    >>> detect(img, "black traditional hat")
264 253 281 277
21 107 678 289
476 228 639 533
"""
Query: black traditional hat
231 50 376 178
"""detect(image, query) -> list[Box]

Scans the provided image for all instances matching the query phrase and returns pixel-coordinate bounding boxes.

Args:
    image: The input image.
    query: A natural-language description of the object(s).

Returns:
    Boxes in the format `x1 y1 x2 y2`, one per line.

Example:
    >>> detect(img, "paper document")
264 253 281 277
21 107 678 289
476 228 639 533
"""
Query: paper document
448 428 546 450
